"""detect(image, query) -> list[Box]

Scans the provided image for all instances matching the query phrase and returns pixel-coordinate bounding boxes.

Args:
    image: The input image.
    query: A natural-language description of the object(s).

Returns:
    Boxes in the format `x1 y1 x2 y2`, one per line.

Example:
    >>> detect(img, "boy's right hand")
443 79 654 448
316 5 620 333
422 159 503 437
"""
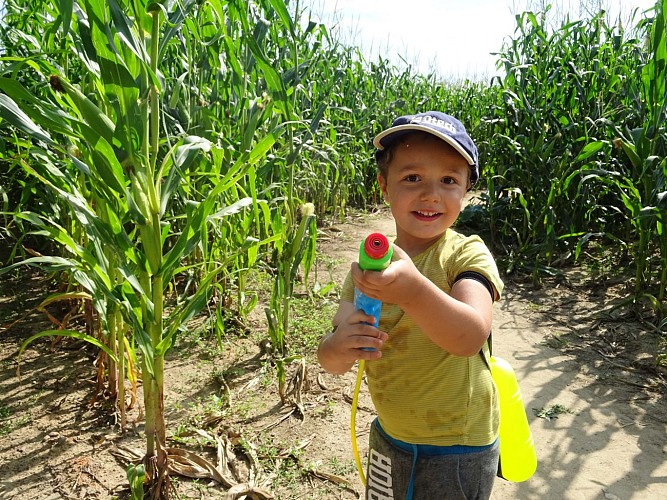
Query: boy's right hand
317 304 388 375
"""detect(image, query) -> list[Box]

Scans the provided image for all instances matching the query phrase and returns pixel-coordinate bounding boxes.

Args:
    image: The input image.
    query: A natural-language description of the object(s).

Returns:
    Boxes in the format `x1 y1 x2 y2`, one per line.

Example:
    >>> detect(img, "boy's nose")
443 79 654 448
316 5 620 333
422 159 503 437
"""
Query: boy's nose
420 182 441 201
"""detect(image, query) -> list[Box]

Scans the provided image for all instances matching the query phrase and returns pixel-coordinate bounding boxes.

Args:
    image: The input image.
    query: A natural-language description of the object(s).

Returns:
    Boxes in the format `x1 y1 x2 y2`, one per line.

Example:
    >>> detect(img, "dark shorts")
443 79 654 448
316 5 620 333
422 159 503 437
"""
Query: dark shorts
366 419 499 500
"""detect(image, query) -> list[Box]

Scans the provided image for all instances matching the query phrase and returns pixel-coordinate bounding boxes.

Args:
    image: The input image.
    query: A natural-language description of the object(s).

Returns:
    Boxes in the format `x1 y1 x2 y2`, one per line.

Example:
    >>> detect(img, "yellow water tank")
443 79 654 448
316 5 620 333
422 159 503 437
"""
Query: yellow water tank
491 355 538 482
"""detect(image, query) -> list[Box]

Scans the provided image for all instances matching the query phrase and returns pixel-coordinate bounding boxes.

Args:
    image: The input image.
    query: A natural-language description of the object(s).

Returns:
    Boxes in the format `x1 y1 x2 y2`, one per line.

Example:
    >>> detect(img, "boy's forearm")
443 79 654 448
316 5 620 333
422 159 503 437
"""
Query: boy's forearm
400 276 492 357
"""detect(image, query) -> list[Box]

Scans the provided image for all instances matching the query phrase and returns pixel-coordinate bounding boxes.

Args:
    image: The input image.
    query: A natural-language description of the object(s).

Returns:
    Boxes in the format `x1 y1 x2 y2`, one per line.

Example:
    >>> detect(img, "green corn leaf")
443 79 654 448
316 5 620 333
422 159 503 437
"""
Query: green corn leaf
289 213 316 282
246 35 285 98
208 197 255 219
58 0 74 38
132 325 156 377
1 85 124 195
126 187 149 225
54 76 115 145
223 35 244 79
310 104 327 134
79 0 116 66
157 265 224 356
573 232 605 260
616 138 642 170
89 145 127 194
160 136 213 215
268 0 295 37
574 141 605 162
20 162 123 262
107 0 150 65
158 0 198 60
249 128 283 164
0 255 78 277
14 210 105 271
160 198 210 284
97 54 139 91
126 463 146 500
0 93 53 145
17 329 118 379
302 215 318 282
0 77 74 137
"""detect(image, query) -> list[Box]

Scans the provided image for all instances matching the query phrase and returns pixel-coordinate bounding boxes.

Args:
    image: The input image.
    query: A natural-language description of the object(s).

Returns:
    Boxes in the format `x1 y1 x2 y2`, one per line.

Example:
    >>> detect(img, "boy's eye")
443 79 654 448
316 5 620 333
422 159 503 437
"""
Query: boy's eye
442 177 456 184
404 174 420 182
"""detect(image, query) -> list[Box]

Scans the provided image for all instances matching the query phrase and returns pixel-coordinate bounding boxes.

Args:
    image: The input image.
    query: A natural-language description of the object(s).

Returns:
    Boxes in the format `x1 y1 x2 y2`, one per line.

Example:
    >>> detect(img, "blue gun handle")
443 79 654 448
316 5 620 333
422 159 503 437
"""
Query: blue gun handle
354 288 381 351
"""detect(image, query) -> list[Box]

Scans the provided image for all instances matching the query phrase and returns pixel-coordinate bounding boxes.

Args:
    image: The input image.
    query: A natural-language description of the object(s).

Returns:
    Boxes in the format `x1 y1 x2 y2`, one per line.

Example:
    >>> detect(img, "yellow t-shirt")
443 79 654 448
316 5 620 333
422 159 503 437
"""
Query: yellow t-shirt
341 229 504 446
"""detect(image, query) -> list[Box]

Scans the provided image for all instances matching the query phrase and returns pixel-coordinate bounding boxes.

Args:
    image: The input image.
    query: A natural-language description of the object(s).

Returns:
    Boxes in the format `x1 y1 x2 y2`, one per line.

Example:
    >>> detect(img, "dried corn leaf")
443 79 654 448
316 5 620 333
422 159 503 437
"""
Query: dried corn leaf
241 438 262 484
307 468 351 486
166 447 235 488
224 482 274 500
258 406 297 432
110 444 143 464
218 434 244 482
316 373 329 390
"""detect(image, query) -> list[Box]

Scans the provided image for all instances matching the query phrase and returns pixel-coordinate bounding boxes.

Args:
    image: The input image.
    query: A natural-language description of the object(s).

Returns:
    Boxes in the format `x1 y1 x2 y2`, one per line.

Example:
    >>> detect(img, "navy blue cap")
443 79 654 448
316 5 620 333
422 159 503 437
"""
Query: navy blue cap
373 111 479 186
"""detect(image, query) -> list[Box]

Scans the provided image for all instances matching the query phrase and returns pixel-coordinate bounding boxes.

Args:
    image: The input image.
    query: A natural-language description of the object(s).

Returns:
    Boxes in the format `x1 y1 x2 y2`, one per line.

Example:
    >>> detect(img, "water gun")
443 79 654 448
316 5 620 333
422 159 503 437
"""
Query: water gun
354 233 393 338
351 233 393 485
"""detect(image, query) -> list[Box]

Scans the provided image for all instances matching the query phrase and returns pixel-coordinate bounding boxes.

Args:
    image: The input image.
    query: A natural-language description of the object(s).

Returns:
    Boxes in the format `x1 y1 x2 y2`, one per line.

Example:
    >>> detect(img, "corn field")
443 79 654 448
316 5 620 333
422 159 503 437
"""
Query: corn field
0 0 665 497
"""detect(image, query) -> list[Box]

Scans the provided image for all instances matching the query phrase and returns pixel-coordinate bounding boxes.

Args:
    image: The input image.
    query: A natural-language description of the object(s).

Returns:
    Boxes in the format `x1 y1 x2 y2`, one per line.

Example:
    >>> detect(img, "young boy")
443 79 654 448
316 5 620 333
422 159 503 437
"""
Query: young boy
318 111 503 500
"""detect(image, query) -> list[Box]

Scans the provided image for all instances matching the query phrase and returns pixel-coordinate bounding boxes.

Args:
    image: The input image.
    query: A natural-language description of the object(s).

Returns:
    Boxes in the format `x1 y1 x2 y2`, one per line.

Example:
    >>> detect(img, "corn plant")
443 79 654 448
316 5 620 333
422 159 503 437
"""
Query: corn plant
482 5 653 277
265 201 316 403
606 0 667 308
0 0 285 496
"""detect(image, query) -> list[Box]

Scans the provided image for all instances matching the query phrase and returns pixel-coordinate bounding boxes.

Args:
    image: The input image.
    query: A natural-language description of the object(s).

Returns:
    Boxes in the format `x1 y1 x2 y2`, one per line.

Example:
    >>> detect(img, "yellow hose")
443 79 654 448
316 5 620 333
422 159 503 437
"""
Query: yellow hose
351 359 367 485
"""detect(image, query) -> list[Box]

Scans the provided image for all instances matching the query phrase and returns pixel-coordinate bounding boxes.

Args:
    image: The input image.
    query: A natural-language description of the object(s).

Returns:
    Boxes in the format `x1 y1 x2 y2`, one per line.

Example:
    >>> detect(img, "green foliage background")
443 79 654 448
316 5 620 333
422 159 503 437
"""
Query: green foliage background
1 0 665 353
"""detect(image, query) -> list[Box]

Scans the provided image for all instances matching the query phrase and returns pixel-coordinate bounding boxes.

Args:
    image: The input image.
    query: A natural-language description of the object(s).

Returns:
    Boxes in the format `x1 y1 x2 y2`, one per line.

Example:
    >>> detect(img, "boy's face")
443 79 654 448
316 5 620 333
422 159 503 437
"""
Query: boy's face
378 133 470 257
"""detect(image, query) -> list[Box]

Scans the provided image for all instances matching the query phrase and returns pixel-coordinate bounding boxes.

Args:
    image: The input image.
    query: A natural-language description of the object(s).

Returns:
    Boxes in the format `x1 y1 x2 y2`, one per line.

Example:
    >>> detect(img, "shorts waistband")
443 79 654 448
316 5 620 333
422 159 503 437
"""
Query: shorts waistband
374 418 497 456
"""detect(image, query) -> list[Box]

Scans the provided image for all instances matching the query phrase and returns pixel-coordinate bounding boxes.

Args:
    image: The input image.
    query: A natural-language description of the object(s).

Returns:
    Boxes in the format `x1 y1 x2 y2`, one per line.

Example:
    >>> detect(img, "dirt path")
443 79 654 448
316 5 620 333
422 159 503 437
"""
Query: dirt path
0 208 665 499
491 290 666 499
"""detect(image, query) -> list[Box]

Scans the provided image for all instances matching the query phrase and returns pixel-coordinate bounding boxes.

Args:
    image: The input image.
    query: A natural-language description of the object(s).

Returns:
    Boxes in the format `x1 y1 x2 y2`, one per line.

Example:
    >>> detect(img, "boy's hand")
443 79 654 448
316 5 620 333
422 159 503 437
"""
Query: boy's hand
317 305 387 375
351 244 421 308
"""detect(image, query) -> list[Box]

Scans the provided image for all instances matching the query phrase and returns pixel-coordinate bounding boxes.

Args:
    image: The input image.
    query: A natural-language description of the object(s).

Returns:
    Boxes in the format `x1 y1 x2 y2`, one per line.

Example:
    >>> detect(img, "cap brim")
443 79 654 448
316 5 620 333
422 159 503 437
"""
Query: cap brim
373 124 475 166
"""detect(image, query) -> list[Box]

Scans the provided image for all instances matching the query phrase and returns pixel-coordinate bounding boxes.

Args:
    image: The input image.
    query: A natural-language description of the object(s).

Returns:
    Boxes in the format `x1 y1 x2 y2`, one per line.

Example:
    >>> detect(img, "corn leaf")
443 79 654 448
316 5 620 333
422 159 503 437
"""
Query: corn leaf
0 93 53 145
17 329 118 379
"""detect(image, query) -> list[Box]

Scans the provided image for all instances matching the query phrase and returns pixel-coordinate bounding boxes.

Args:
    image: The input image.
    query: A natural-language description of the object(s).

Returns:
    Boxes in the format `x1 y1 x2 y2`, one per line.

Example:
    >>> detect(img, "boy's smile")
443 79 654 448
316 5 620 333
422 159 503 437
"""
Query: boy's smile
414 210 441 221
379 133 470 257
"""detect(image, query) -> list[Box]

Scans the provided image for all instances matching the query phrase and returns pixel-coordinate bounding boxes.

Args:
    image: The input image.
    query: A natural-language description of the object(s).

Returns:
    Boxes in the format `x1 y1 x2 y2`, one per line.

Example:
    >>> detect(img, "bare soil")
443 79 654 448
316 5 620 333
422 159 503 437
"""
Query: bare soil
1 207 666 500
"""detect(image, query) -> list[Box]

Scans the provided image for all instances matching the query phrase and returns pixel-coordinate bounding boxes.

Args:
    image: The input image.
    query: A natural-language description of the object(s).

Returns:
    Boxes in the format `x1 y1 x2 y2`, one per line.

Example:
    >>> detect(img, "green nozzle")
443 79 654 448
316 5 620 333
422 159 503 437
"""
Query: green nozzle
359 233 392 271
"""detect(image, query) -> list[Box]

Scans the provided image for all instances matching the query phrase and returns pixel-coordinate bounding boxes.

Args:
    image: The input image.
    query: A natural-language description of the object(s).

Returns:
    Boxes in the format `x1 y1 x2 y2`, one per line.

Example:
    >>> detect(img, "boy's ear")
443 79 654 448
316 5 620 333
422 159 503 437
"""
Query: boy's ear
377 173 389 201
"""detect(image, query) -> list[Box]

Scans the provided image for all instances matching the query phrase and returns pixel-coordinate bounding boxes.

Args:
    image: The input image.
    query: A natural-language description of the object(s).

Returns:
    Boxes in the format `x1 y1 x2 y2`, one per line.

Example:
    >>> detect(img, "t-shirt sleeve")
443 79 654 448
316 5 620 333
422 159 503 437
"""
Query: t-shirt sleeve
450 235 504 300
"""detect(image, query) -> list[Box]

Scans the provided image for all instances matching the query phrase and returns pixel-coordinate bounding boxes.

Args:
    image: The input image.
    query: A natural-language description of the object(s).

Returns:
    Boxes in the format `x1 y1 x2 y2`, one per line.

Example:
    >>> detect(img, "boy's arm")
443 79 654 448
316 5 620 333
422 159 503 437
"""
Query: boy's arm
317 300 388 375
351 245 494 357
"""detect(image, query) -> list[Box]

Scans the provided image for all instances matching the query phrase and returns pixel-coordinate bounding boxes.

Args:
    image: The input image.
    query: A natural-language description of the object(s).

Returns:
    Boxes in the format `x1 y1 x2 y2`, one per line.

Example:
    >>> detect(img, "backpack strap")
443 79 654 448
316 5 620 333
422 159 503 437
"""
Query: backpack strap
479 331 493 371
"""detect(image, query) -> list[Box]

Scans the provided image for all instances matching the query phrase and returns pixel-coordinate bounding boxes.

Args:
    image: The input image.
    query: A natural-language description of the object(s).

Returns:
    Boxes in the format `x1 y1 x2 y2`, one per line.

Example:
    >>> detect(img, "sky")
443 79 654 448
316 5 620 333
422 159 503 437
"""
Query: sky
305 0 658 80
